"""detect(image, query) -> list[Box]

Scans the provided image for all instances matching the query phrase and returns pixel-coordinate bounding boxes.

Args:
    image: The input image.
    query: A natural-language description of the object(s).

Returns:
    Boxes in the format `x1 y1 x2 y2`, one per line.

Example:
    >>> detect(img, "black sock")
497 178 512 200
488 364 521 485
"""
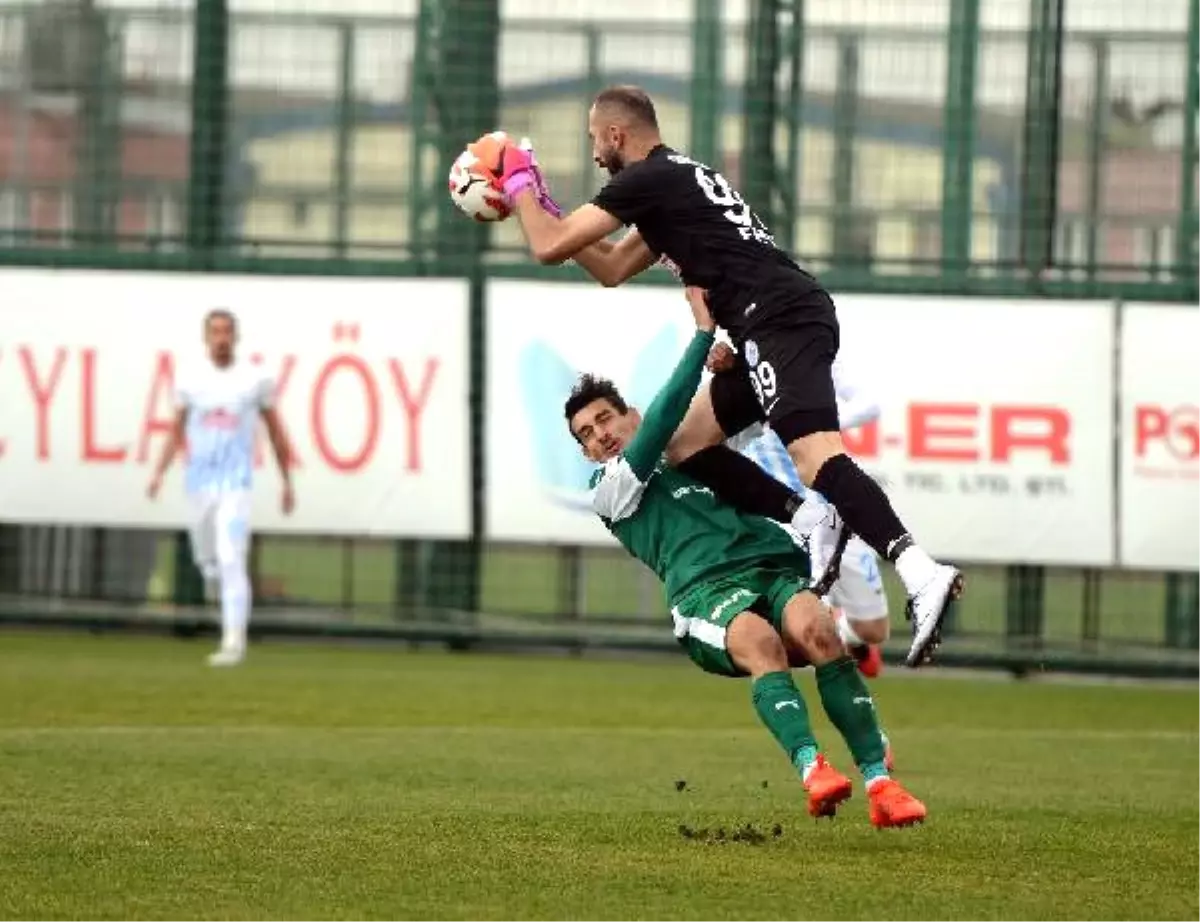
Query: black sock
811 453 909 559
675 445 800 523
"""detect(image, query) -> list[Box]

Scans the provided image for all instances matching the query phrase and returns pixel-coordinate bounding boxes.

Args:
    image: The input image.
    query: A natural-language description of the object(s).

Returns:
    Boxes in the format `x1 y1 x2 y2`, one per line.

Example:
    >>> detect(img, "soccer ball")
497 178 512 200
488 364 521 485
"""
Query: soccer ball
447 135 512 223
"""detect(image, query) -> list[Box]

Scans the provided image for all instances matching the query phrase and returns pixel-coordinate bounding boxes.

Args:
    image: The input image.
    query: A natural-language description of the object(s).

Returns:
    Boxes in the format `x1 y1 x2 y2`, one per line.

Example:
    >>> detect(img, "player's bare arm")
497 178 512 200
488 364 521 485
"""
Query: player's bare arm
147 408 188 499
511 193 622 265
260 407 296 515
571 230 658 287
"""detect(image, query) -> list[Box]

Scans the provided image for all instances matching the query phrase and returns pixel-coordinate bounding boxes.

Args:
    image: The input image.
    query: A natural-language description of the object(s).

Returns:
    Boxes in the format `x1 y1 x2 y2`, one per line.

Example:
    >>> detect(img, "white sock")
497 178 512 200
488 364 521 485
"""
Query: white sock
790 494 832 537
834 610 867 648
218 558 251 652
895 545 938 595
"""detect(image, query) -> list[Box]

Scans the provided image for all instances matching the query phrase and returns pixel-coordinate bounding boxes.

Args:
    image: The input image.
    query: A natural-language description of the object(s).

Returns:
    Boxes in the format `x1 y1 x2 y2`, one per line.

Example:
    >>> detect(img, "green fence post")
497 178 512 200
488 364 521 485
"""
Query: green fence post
743 0 779 227
558 546 583 622
779 0 805 255
1175 0 1199 287
420 266 486 628
187 0 229 264
393 540 419 621
942 0 980 277
1005 565 1045 653
1164 572 1200 650
1164 574 1180 648
333 21 356 258
1083 37 1108 281
1018 0 1064 275
1185 576 1195 648
0 525 18 595
74 6 120 248
1081 568 1101 650
406 0 435 265
73 7 121 600
830 33 860 269
432 0 499 267
690 0 722 167
421 0 499 625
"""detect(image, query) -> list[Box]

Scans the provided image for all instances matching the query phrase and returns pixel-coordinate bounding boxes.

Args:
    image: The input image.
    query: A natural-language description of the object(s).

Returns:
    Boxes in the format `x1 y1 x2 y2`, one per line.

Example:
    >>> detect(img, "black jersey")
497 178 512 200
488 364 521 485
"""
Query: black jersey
591 145 822 339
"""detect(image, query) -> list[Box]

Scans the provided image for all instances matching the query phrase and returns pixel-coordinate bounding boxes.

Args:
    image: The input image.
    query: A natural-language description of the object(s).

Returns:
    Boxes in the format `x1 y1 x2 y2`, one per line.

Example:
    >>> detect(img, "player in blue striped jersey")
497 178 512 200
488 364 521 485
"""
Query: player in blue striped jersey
148 309 294 666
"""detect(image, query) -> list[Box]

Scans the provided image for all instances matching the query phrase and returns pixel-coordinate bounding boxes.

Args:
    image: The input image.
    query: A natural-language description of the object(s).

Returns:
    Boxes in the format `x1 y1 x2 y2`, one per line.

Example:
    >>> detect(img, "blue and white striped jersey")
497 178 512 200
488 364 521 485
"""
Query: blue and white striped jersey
175 361 274 495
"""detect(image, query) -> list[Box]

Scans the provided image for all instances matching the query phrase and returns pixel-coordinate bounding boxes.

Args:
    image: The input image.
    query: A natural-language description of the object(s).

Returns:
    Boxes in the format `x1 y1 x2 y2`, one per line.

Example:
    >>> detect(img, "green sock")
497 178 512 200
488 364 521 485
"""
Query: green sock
751 671 819 777
815 658 889 783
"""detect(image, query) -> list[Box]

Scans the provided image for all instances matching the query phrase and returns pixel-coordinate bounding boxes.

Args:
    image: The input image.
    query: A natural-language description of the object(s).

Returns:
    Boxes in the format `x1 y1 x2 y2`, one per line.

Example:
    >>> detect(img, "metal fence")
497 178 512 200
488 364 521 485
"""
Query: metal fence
0 1 1194 297
0 1 1196 677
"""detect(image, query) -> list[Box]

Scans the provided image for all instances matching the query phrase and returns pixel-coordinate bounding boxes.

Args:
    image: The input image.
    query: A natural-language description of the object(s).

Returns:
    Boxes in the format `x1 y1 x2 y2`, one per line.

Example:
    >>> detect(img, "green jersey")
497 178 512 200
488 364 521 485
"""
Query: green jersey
589 330 807 604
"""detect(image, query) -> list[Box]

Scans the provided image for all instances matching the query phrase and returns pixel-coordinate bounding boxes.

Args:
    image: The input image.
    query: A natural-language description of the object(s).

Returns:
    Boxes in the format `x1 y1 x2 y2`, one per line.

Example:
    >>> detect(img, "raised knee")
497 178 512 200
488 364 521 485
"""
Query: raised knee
798 613 843 663
730 617 790 677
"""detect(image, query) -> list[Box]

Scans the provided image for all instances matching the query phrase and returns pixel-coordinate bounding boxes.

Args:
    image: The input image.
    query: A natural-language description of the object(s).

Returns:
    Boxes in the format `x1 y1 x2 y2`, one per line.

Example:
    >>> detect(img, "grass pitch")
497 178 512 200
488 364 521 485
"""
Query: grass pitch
0 631 1195 920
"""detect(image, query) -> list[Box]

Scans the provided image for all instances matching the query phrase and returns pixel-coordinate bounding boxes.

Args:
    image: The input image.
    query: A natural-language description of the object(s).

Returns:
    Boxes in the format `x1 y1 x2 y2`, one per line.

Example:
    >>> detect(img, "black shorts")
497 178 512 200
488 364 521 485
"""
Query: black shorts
710 286 841 446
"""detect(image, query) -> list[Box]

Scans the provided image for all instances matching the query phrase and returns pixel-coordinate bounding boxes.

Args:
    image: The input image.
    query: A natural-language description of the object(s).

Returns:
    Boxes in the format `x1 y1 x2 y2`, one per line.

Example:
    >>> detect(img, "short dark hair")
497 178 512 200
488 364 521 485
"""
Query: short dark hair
593 85 659 130
564 374 629 440
204 308 236 333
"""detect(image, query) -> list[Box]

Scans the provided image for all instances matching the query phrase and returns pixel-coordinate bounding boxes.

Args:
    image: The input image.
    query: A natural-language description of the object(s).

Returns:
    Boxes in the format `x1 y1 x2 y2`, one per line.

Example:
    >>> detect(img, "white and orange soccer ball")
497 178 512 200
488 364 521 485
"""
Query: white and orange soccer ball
447 132 513 222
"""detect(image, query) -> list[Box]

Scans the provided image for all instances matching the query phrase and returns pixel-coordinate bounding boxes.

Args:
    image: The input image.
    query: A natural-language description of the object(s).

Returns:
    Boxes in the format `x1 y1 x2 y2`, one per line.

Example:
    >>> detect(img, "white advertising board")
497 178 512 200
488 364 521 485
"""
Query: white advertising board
1118 304 1199 570
487 281 1117 565
0 270 471 537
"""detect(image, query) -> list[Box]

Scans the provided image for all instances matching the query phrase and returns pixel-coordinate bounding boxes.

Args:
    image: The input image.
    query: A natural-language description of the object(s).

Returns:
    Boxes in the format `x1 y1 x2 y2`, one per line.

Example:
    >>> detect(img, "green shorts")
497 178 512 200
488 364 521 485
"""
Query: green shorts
670 564 811 678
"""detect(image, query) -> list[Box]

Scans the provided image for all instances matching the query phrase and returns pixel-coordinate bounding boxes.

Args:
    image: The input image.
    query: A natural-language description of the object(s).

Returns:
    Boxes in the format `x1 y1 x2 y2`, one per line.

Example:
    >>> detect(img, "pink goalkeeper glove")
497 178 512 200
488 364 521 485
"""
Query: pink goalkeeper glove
492 135 563 217
517 137 563 218
496 137 537 199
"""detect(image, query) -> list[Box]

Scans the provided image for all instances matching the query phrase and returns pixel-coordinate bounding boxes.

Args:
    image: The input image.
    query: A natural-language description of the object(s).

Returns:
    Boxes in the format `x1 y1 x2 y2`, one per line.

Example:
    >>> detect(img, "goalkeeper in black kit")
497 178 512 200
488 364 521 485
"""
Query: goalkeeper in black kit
483 85 963 668
564 286 926 829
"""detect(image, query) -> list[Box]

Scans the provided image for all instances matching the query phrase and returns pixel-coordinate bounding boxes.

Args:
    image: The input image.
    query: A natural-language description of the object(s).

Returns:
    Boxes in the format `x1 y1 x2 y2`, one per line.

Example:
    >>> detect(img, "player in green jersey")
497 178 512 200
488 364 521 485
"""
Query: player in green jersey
563 287 926 828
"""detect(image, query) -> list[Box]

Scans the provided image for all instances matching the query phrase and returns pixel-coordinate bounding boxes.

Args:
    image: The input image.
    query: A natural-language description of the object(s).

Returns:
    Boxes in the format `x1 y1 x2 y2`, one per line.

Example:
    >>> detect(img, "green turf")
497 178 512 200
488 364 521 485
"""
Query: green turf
0 631 1195 920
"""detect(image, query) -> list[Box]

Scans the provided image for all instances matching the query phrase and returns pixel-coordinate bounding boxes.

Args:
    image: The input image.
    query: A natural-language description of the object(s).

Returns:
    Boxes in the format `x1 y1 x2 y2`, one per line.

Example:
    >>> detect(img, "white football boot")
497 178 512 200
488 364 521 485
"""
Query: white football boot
904 565 965 667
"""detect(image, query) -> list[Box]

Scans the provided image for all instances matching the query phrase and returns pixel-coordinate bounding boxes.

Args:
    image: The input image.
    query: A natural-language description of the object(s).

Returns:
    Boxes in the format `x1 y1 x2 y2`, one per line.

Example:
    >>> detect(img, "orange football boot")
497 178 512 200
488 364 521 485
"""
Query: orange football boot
804 755 854 818
868 778 927 829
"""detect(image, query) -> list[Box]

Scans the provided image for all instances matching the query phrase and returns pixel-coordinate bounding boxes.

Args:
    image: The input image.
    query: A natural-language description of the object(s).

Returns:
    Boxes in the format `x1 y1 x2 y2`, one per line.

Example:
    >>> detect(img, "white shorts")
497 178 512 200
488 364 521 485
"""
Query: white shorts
826 535 888 621
188 490 252 579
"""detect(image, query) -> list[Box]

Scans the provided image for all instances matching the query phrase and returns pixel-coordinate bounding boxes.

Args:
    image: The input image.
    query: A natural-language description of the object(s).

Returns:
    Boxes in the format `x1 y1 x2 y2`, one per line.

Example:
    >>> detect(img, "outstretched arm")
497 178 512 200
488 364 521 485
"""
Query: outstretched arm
572 231 658 287
623 288 716 480
592 288 716 524
624 331 714 480
500 139 658 268
512 191 622 265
